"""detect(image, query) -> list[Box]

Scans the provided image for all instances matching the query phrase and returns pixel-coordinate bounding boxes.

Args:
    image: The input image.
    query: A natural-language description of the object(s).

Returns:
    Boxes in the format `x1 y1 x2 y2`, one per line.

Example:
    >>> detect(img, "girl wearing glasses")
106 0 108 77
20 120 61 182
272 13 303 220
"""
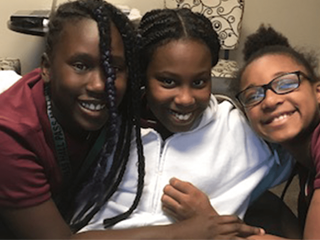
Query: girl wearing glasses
159 25 320 239
236 25 320 239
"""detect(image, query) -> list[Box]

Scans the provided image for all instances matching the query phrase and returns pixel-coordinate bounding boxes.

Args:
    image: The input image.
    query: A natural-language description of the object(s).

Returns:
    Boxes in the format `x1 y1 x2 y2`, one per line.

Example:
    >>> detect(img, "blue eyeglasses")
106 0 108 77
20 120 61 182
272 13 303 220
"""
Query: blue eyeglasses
236 71 311 108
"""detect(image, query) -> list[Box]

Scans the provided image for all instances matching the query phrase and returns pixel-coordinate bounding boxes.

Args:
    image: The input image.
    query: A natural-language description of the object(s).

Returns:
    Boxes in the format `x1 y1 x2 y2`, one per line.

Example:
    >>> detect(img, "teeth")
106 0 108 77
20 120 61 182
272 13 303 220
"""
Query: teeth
81 102 106 111
271 113 290 123
171 110 192 121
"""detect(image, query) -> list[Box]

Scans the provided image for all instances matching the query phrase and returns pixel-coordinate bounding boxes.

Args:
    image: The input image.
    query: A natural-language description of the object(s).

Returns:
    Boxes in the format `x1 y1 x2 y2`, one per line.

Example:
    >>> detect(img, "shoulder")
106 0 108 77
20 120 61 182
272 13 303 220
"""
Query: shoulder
0 68 53 184
0 127 54 208
211 94 251 131
312 123 320 189
0 69 44 131
311 122 320 161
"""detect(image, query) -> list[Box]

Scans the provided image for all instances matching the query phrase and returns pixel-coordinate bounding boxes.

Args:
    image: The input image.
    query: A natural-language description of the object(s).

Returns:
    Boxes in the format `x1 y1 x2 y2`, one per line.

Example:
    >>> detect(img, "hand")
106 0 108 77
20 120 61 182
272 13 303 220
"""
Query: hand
161 177 216 221
161 178 264 239
174 212 264 239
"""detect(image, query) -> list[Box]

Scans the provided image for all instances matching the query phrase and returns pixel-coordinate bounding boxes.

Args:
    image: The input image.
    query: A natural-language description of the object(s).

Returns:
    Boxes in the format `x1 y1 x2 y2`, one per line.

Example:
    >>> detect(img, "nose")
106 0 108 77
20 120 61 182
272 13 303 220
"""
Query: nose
174 87 195 107
260 89 283 110
86 70 106 93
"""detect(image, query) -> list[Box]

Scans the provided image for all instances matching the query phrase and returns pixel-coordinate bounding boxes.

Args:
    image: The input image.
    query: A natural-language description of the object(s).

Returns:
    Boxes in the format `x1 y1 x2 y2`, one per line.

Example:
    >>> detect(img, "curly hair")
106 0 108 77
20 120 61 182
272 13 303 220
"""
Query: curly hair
44 0 145 232
138 7 221 86
242 24 290 62
236 24 319 93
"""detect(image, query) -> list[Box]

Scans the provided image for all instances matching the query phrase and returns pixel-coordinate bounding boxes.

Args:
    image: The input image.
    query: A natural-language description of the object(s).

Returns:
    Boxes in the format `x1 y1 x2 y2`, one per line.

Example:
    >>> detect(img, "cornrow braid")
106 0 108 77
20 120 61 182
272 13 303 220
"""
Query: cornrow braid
44 0 145 232
138 8 220 85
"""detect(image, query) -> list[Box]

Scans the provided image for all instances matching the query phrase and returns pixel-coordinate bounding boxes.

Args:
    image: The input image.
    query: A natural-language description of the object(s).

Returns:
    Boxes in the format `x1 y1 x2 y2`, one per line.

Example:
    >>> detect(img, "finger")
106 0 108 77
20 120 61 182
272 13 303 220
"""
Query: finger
214 220 263 237
162 205 181 222
170 178 218 214
214 215 243 224
219 214 264 236
237 225 265 237
169 177 194 194
161 191 194 220
161 193 180 210
229 237 247 240
163 183 186 204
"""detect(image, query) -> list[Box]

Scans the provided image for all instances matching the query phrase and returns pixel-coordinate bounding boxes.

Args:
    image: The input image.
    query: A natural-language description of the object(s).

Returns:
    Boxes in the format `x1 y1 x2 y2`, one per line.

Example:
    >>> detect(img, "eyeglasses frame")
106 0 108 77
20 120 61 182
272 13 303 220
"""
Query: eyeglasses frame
236 71 311 108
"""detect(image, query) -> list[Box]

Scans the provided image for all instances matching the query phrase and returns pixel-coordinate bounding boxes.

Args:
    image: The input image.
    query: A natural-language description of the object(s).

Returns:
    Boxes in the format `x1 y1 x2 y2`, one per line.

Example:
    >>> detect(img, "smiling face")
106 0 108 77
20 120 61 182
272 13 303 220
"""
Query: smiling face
146 39 212 135
240 54 320 146
42 18 127 134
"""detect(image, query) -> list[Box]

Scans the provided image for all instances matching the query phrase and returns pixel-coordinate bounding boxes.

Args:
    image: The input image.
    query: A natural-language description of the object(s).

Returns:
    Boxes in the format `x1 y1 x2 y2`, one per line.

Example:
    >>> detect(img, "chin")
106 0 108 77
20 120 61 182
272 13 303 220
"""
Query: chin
76 119 105 132
170 126 192 133
83 124 105 132
263 132 299 146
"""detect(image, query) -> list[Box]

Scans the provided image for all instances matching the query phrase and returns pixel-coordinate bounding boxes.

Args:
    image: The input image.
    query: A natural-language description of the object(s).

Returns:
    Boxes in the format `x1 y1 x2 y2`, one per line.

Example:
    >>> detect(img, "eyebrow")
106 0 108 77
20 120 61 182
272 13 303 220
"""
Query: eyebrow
244 71 296 90
156 70 210 77
68 53 96 63
111 55 126 66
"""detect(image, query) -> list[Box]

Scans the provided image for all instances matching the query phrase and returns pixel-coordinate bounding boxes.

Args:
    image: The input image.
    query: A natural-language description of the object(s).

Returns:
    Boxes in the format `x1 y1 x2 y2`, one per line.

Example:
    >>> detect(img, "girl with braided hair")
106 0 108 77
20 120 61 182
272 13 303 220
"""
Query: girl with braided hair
0 0 147 238
81 8 292 239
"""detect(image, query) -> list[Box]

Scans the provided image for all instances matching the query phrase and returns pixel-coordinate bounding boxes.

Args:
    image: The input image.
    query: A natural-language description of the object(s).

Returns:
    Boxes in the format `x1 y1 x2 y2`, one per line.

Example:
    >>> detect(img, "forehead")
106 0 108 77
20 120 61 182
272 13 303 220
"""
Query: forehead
60 18 98 44
53 18 124 59
242 54 307 86
149 39 211 70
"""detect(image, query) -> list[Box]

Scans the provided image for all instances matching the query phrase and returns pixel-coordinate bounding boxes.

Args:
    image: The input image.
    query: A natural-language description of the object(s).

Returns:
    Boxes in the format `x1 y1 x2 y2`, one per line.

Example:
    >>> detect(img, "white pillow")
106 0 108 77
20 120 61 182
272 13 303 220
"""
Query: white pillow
0 70 21 94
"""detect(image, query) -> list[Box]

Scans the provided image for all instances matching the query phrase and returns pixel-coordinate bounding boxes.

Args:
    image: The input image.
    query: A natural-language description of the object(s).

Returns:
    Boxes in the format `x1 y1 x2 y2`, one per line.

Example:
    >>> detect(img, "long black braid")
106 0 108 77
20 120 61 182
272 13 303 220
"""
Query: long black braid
138 8 221 86
44 0 145 232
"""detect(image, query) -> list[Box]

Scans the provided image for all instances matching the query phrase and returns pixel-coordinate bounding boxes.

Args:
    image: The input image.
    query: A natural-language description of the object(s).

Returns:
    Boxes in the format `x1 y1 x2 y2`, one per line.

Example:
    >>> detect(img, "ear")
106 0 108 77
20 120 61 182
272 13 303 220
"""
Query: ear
314 81 320 104
41 53 51 84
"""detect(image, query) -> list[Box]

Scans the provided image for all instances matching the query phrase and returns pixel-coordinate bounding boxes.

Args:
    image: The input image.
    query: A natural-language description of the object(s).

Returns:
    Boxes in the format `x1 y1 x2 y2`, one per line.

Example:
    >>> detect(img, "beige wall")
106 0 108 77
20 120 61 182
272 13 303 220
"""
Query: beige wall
1 0 319 75
232 0 320 71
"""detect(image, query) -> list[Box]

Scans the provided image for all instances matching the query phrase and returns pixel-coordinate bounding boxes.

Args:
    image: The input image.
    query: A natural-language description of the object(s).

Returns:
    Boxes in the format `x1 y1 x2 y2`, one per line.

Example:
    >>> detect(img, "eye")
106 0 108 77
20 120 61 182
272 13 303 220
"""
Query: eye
113 66 121 73
192 79 208 88
160 78 176 88
72 62 89 72
242 87 264 105
112 64 126 74
274 78 299 93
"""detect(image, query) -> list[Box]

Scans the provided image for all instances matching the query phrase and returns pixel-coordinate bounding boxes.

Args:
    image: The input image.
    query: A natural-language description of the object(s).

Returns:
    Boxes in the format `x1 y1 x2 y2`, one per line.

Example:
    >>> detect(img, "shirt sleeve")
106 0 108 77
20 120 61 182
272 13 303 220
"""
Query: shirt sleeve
0 126 51 208
311 124 320 189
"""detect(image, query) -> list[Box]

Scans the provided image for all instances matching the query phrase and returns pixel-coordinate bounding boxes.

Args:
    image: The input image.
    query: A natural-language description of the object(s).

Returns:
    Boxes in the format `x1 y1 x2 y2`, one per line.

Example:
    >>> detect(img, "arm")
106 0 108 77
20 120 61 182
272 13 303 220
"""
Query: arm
1 197 257 239
161 177 264 239
303 189 320 239
0 199 72 239
237 184 320 240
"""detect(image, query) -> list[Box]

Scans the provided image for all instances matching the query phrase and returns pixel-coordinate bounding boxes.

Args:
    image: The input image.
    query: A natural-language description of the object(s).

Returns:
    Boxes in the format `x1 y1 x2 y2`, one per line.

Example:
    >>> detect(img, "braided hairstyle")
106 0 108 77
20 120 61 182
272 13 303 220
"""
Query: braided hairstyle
44 0 145 232
237 24 319 92
138 8 221 86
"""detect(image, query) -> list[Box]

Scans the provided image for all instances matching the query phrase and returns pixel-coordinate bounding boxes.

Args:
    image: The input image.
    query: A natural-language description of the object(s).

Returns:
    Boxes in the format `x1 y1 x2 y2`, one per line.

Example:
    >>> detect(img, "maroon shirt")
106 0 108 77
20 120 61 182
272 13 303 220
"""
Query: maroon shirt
0 69 91 208
311 122 320 190
296 122 320 228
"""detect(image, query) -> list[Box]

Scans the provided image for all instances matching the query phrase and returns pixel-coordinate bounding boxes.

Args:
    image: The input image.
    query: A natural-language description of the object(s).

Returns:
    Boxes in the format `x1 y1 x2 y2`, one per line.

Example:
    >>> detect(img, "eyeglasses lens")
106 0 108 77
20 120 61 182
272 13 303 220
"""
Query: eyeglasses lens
240 72 300 107
272 74 300 94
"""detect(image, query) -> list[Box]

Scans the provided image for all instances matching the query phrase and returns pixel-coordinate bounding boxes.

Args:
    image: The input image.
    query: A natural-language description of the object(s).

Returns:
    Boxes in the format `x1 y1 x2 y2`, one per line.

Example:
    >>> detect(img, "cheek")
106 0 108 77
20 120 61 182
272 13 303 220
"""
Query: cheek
197 88 211 107
245 109 260 129
146 83 168 106
146 90 162 109
50 67 76 93
115 76 127 107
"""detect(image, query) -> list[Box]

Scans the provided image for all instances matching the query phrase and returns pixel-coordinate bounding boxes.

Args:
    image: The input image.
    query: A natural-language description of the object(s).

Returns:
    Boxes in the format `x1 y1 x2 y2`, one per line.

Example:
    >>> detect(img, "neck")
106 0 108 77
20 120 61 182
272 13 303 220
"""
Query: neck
157 123 173 140
283 116 320 170
283 135 313 170
52 103 94 141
